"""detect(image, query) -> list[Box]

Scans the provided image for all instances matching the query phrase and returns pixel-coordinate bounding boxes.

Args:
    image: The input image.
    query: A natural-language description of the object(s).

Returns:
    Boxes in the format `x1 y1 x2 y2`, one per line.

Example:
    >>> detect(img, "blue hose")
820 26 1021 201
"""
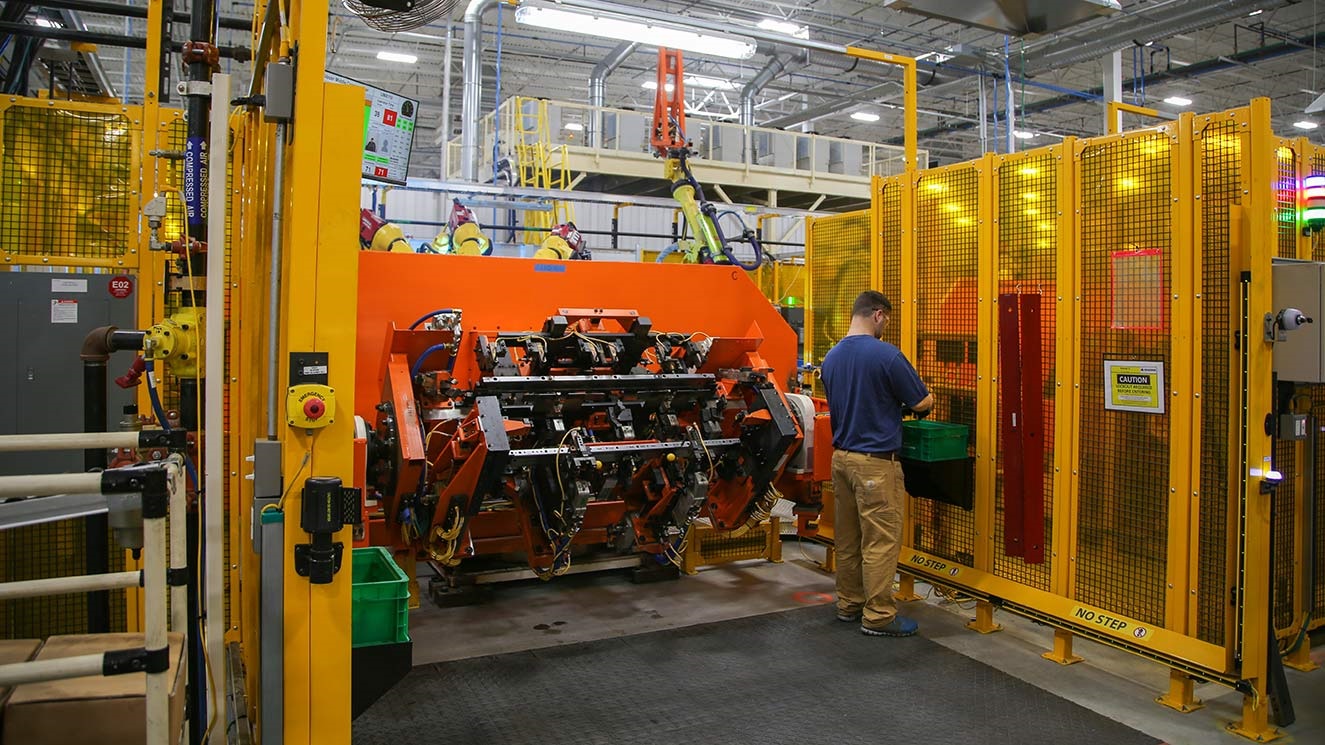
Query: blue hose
411 343 455 379
655 243 681 263
144 359 201 491
408 308 455 330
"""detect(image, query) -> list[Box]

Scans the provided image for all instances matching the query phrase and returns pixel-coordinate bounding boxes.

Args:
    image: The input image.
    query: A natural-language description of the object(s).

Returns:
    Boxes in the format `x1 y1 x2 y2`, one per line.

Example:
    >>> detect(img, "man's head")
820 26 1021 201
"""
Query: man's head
851 290 893 339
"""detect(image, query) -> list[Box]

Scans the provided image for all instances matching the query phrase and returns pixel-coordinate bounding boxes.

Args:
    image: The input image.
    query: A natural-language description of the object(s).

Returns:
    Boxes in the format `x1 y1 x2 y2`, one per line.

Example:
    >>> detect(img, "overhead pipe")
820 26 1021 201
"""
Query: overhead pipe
27 0 251 30
889 28 1325 145
1026 0 1282 75
461 0 501 182
588 41 637 148
740 53 788 127
0 22 250 58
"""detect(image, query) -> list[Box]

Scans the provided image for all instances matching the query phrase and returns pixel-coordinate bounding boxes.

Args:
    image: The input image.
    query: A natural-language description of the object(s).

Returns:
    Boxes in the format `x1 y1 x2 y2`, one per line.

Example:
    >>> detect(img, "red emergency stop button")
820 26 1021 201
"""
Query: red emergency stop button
303 397 325 420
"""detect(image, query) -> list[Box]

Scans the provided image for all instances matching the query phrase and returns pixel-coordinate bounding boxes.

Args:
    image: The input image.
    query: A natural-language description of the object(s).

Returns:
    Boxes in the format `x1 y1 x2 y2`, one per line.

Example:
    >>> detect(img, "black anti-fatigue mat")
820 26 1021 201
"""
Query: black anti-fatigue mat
354 606 1160 745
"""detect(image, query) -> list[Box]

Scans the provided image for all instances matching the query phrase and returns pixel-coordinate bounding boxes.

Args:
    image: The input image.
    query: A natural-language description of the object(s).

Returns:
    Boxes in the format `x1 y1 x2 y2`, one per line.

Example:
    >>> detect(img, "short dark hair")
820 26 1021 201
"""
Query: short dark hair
852 290 893 317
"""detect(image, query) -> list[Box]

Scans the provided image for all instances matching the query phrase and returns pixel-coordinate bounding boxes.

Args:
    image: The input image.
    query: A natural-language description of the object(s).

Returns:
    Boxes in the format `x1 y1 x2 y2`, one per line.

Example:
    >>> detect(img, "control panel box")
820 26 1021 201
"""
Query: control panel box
1273 259 1325 382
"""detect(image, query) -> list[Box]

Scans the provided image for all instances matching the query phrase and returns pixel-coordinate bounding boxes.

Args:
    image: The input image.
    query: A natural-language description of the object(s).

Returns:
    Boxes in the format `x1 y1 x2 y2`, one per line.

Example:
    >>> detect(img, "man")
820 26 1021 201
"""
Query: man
819 290 934 637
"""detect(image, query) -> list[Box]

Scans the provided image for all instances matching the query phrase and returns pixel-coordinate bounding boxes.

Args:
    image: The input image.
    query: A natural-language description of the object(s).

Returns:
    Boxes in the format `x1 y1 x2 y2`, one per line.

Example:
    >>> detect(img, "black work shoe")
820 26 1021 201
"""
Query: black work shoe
860 615 919 637
836 610 862 623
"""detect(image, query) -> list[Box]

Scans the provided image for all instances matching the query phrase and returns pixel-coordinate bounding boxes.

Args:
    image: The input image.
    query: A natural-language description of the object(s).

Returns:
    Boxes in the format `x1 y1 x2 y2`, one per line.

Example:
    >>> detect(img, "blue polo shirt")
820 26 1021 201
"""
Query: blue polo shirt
820 335 929 454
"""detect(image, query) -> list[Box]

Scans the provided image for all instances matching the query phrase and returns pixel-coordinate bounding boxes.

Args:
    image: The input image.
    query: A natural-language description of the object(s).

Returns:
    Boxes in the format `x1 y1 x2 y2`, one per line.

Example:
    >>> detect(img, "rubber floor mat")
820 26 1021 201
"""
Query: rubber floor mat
354 606 1160 745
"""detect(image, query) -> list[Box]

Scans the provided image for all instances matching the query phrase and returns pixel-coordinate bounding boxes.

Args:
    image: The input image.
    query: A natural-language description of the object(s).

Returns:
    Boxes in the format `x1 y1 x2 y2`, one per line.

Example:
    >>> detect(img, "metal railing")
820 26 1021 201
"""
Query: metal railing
0 442 187 745
447 97 925 183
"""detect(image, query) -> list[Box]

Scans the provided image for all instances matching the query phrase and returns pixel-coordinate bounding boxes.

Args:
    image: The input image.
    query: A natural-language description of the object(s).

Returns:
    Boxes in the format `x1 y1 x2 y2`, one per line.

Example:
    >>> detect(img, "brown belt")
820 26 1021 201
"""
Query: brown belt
843 450 899 461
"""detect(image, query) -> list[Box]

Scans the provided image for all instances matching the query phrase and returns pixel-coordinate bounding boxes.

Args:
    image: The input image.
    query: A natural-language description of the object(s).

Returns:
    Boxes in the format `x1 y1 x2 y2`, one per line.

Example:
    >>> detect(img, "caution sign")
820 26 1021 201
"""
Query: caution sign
1104 360 1164 414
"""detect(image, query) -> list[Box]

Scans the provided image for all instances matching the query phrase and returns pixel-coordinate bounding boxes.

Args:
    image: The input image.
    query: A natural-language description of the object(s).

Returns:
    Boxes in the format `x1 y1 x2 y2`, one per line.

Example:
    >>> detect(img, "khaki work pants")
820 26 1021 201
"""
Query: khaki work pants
832 450 905 629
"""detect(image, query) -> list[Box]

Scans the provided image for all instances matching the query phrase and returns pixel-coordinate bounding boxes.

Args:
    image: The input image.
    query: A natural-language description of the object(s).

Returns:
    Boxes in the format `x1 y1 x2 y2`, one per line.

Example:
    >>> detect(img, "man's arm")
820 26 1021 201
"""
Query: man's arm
889 354 933 415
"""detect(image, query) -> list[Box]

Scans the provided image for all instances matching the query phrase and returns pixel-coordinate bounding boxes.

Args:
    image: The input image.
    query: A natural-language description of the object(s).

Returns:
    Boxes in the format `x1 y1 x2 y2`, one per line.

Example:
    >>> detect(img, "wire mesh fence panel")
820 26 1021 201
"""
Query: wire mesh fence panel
912 165 980 567
1270 142 1304 634
807 211 872 395
0 104 134 260
1312 388 1325 624
878 178 903 350
1194 119 1243 646
1074 132 1173 628
992 150 1058 591
0 519 127 637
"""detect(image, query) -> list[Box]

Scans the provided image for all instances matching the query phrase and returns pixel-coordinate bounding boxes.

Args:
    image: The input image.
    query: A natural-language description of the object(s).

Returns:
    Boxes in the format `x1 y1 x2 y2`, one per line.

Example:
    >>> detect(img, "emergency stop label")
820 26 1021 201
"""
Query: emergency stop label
1104 360 1165 414
1072 605 1150 639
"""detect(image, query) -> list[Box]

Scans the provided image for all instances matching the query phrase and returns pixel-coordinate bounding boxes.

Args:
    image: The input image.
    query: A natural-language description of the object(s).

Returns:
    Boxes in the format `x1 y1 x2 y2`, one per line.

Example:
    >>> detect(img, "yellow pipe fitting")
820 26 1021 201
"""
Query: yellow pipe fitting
144 307 205 378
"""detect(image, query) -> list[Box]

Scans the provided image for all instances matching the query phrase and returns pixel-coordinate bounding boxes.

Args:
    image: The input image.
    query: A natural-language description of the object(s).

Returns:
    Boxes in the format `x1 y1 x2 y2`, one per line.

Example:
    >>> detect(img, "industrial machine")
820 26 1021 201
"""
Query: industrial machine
534 221 591 260
651 48 764 269
425 198 493 255
354 253 824 598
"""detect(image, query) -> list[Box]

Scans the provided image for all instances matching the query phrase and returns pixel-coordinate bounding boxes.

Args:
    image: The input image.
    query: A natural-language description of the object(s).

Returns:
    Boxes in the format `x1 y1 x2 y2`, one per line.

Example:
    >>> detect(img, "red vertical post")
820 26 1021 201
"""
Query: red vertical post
1020 293 1046 564
998 293 1024 556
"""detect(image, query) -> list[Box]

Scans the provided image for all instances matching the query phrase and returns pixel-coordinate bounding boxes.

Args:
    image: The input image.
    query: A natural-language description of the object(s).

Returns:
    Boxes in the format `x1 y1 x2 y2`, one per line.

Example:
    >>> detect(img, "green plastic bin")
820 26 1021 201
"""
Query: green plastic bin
351 547 410 648
901 420 970 462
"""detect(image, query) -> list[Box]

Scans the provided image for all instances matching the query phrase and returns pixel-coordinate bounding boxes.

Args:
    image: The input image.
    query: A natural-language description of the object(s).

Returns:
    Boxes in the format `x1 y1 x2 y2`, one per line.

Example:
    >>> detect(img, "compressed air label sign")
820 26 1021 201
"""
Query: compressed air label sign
326 72 418 186
1104 360 1164 414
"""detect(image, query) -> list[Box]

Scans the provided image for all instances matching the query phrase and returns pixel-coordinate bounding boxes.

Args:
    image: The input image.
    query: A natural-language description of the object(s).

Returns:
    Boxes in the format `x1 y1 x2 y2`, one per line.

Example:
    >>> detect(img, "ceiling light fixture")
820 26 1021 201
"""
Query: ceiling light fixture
34 18 59 28
1295 120 1320 130
1013 130 1036 139
376 50 417 64
641 81 676 93
685 75 738 91
1163 96 1193 106
850 111 880 122
564 122 584 131
515 3 756 60
1248 9 1264 16
756 18 809 39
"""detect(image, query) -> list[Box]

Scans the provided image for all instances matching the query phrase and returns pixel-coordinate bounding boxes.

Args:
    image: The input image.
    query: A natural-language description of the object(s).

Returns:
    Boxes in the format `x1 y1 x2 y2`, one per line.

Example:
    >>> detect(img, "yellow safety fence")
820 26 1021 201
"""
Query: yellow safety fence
807 99 1320 741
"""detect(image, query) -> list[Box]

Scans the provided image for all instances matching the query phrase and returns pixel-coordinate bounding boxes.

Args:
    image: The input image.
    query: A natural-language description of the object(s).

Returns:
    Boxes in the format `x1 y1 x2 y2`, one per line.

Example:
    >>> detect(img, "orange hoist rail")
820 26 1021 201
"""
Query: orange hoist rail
651 47 686 156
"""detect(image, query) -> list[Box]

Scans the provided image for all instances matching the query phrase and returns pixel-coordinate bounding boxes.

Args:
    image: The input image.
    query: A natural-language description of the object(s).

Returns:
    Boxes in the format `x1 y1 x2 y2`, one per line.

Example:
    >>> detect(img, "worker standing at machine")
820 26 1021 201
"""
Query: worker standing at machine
820 291 933 637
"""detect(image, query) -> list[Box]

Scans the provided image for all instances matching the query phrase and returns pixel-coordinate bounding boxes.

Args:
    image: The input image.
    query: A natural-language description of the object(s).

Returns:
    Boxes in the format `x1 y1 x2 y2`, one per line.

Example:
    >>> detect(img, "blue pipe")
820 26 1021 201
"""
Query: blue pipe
408 308 456 329
492 3 504 185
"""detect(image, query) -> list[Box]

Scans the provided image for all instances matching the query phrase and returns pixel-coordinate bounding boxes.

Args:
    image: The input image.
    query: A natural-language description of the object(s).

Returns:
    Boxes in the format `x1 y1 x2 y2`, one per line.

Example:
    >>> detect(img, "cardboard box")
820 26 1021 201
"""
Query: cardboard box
0 639 42 738
2 632 185 745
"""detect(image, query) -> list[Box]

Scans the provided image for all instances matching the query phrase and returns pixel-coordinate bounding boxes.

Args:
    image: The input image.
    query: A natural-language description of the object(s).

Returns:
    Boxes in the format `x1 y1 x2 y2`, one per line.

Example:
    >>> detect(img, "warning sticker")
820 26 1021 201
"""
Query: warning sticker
51 298 78 324
1104 360 1164 414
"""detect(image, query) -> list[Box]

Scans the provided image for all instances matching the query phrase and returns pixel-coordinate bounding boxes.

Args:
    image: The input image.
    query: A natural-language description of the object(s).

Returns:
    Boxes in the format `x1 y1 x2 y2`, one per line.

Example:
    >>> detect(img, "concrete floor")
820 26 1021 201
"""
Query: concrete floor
406 542 1325 745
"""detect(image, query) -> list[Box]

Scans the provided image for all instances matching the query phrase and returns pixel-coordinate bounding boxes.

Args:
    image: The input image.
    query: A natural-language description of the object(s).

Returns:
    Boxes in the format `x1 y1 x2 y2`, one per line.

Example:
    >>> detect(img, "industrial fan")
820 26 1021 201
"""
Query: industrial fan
343 0 459 33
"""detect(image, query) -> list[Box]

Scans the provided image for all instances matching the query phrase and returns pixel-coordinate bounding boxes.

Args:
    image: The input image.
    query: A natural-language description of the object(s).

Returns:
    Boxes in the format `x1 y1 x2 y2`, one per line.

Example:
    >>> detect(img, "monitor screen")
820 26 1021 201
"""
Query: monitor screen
326 71 419 186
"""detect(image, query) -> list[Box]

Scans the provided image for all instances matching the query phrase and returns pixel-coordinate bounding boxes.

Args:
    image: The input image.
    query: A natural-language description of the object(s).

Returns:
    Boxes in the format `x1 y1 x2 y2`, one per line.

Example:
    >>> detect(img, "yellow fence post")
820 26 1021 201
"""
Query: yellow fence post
968 153 1001 635
1225 96 1281 744
1042 138 1084 665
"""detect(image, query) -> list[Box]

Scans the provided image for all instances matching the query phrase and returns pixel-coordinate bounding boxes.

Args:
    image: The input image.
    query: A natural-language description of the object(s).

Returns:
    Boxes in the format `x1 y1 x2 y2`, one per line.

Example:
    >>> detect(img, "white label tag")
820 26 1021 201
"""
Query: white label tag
51 299 78 324
303 365 328 376
51 278 87 293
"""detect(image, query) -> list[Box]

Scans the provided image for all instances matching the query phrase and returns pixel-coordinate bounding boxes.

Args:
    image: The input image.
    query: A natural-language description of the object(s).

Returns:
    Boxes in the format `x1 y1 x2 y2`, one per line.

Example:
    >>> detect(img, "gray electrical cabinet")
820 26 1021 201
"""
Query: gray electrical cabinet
1272 259 1325 382
0 271 137 476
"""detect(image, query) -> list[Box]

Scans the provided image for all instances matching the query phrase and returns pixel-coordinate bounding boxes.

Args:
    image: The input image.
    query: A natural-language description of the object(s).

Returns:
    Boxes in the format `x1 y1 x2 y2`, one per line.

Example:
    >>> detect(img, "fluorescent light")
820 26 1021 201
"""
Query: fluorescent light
1013 130 1036 139
1295 120 1320 130
850 111 880 122
685 75 737 91
642 81 676 93
1163 96 1192 106
564 122 584 131
1249 9 1264 16
400 31 445 41
376 50 417 64
917 51 955 64
515 4 756 60
756 18 809 39
34 18 59 28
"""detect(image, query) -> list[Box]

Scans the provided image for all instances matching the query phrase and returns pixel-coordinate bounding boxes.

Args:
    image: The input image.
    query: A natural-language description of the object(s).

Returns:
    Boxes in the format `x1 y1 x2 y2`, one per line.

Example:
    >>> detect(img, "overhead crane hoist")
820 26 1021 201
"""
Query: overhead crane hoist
651 47 764 270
